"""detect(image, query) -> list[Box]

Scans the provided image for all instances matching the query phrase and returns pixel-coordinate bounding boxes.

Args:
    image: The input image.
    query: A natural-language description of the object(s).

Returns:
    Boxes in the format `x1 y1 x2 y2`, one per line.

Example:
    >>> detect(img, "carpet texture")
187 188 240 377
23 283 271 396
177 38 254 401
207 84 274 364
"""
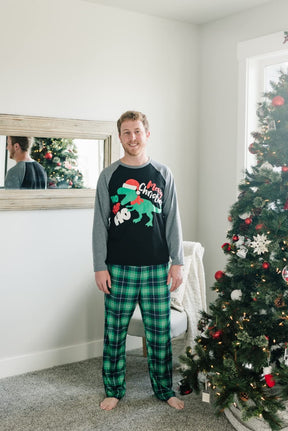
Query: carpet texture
0 339 234 431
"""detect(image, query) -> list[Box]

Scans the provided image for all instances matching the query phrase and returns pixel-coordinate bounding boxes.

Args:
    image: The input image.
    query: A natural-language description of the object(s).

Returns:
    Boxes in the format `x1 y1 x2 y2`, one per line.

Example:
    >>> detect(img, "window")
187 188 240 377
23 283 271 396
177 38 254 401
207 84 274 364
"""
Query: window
237 32 288 182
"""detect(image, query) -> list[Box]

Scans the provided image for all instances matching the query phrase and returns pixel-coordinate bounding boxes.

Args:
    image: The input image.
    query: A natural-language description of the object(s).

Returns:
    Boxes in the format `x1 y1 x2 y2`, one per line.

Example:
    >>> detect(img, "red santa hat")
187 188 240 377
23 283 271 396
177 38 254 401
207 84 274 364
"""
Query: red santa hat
122 179 140 195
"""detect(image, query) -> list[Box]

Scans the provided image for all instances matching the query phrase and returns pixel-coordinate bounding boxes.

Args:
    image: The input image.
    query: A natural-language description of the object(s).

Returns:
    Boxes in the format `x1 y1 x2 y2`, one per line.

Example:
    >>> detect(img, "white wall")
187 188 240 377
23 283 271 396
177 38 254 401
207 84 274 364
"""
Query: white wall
198 0 288 304
0 0 199 377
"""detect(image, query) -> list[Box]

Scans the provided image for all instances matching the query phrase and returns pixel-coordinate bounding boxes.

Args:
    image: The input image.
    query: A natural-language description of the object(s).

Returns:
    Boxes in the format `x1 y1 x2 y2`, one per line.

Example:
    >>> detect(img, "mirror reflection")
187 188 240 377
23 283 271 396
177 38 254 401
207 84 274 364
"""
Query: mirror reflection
1 136 104 190
0 114 118 210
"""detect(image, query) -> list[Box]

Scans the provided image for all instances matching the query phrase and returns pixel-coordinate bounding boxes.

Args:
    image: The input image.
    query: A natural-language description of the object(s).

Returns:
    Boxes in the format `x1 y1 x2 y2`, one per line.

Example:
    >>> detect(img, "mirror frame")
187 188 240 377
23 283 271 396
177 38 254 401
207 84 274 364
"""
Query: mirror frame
0 114 119 210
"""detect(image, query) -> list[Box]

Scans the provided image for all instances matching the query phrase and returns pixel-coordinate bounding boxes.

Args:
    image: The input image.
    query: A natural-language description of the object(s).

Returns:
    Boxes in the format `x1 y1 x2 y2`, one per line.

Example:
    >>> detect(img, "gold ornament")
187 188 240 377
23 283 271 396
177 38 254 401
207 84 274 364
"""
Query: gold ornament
274 296 285 308
240 392 249 402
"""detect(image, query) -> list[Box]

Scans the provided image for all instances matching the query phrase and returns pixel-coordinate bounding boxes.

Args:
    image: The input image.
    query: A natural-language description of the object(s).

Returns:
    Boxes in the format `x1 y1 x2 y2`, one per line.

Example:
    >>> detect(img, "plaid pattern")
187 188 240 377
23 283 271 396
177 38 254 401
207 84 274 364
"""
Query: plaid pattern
103 263 175 401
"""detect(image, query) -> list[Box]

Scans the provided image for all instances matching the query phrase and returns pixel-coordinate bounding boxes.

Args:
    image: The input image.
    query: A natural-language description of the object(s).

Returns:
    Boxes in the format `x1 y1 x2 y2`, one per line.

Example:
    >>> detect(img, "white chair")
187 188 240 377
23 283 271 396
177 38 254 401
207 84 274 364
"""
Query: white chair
127 241 206 356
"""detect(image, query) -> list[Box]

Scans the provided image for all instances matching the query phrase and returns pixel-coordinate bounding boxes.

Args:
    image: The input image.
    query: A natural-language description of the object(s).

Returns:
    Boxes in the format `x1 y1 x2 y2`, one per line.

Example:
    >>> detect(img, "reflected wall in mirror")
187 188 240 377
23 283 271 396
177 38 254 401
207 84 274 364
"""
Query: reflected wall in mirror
0 114 119 210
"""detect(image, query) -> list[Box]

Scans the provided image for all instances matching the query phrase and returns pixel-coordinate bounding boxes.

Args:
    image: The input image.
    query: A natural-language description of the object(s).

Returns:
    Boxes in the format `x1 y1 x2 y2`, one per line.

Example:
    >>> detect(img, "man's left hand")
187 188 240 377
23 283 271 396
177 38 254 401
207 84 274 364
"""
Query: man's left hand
167 264 183 292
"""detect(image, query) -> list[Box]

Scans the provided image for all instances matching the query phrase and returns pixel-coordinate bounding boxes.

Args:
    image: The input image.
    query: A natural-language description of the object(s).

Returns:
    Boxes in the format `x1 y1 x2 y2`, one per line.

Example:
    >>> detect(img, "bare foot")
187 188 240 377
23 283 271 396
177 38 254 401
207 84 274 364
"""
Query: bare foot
167 396 184 410
100 397 119 411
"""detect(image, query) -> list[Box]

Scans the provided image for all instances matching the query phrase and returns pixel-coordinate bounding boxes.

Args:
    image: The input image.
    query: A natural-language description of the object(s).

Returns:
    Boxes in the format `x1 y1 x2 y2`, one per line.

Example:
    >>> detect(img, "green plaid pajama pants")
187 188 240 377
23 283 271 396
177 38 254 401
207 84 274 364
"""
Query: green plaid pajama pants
103 263 175 401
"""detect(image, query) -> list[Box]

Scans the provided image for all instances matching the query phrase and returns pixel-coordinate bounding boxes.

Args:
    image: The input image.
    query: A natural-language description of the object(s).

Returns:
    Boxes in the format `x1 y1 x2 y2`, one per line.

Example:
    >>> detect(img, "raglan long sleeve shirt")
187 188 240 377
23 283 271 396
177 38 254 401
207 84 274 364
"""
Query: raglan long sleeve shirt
92 159 183 271
5 161 47 189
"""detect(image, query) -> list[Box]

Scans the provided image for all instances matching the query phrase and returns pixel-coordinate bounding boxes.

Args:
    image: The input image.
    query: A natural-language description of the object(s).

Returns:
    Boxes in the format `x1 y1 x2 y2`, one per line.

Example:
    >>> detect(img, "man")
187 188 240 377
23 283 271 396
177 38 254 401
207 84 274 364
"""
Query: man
5 136 47 189
92 111 184 411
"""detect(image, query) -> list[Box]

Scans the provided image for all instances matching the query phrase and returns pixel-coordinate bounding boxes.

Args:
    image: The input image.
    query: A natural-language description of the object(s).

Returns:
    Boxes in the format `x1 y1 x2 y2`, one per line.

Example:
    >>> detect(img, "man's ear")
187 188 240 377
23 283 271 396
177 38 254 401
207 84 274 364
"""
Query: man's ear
14 143 20 151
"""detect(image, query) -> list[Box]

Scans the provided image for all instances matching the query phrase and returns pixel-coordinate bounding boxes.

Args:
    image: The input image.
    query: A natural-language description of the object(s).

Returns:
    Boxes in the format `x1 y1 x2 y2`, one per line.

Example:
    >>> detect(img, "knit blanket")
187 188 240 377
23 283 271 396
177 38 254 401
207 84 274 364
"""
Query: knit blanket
170 241 206 348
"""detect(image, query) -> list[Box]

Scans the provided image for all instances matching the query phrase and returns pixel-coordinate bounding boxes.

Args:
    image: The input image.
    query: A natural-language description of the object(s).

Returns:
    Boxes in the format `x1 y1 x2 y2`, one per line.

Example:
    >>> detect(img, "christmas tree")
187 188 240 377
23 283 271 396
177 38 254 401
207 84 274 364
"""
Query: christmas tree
30 138 84 188
179 71 288 429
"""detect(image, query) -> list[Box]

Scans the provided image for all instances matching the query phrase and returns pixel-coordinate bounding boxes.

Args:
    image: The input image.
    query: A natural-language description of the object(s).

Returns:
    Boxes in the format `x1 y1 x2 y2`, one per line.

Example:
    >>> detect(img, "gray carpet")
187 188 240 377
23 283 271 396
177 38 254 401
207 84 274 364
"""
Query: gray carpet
0 339 234 431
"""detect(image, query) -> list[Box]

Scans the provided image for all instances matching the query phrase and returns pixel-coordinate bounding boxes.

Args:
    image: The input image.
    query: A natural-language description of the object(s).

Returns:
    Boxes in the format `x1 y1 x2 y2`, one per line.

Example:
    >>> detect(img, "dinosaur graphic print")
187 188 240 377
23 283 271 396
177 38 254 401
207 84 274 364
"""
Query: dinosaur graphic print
112 178 162 227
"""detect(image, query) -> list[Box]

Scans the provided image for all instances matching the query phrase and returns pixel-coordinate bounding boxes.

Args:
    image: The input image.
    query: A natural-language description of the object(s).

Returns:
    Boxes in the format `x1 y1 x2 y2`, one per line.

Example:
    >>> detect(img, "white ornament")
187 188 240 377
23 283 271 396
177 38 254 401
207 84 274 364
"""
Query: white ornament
284 347 288 366
237 236 245 245
250 234 271 255
239 212 251 220
231 289 242 301
268 120 276 131
282 266 288 283
237 246 248 259
260 161 273 171
263 366 272 375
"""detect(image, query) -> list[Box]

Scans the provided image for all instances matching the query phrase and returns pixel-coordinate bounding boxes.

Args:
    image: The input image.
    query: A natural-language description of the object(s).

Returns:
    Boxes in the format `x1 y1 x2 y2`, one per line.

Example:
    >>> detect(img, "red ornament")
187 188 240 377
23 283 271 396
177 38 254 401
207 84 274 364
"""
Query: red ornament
57 162 61 166
255 223 264 231
284 200 288 210
232 235 239 242
248 143 258 154
44 152 53 160
212 330 223 339
215 270 225 281
228 215 233 222
265 374 275 387
262 262 270 270
263 366 275 388
244 217 253 225
69 181 73 186
272 95 285 107
282 166 288 172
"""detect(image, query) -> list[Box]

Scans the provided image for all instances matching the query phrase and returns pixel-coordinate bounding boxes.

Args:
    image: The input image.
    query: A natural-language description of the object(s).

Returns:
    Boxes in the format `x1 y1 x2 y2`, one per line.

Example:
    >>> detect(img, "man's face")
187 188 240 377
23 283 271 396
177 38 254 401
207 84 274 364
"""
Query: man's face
6 137 16 160
119 120 150 158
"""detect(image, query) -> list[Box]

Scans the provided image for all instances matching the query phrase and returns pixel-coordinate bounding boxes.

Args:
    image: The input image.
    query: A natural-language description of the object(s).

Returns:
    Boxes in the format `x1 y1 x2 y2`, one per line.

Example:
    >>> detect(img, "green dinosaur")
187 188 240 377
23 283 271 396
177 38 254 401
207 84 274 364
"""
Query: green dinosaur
117 186 161 227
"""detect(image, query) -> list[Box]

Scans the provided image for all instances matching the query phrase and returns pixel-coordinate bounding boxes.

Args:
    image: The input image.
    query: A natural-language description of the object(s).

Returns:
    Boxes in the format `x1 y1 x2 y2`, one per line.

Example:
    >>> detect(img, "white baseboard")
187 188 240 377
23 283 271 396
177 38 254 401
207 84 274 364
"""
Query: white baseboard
0 336 142 379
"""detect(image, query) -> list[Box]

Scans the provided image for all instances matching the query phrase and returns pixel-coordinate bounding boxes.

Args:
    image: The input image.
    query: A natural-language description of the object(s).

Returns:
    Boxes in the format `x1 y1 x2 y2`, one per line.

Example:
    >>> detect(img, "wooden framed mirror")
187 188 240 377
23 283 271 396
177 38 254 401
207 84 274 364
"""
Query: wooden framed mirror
0 114 118 210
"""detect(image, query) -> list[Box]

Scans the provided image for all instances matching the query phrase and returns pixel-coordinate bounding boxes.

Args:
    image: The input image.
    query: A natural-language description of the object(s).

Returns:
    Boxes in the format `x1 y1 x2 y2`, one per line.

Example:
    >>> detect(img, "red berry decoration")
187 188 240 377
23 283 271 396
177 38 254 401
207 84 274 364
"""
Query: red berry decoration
215 270 225 281
245 217 252 225
232 235 239 242
228 215 233 222
282 166 288 172
44 152 53 160
222 242 231 252
262 262 270 270
284 200 288 210
272 95 285 106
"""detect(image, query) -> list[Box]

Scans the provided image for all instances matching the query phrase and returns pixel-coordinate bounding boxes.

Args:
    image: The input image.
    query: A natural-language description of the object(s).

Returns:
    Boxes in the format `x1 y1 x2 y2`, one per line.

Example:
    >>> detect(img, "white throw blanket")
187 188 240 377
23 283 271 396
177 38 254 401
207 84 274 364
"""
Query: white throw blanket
178 241 206 348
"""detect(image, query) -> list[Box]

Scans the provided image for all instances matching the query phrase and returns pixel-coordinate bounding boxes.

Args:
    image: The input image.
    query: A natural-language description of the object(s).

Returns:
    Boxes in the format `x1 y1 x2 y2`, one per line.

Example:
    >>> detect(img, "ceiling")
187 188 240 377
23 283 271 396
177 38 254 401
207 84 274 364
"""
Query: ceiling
83 0 274 24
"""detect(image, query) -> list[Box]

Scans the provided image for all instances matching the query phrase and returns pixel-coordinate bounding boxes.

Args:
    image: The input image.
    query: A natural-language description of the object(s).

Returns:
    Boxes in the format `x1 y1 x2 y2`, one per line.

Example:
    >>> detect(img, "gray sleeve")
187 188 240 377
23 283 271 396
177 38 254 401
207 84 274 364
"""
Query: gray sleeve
92 162 119 272
161 164 184 265
4 162 26 189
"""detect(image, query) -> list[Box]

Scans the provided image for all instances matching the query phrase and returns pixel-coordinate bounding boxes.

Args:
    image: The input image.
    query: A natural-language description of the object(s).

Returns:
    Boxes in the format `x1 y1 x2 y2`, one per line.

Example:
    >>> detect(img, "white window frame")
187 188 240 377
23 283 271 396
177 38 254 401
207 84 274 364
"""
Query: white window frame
237 31 288 186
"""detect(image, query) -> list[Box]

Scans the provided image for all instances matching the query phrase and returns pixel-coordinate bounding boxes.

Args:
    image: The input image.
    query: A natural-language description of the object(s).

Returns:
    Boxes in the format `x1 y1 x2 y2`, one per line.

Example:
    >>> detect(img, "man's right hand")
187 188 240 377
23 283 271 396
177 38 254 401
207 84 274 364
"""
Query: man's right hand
95 270 111 294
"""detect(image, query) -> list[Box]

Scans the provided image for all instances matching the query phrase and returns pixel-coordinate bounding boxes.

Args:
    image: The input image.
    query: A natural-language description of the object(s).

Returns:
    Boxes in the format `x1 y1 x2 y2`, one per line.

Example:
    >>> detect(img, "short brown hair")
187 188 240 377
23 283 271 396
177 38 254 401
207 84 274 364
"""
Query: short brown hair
9 136 32 152
117 111 149 134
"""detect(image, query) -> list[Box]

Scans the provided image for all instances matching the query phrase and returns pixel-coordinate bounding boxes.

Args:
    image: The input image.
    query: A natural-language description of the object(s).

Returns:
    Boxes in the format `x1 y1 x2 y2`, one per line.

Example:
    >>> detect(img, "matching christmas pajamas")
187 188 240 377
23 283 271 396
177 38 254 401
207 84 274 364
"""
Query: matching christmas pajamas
93 159 184 402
